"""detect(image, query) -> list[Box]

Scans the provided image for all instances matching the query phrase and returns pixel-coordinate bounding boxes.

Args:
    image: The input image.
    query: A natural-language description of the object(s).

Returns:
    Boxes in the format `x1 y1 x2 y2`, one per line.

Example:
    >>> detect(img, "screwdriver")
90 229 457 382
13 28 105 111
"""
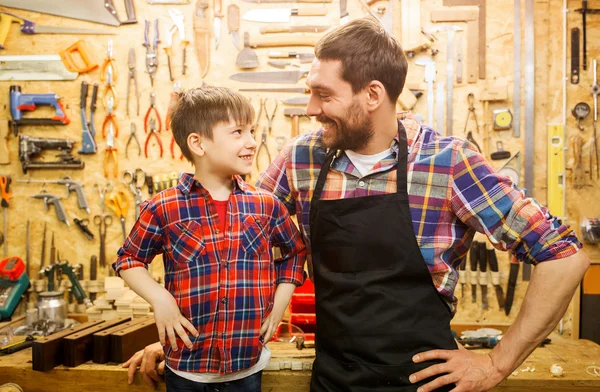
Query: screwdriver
0 175 11 256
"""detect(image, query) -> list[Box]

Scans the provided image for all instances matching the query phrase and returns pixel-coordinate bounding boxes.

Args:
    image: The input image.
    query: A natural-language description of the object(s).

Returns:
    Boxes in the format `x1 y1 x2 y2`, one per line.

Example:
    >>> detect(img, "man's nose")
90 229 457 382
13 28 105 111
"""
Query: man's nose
306 94 322 117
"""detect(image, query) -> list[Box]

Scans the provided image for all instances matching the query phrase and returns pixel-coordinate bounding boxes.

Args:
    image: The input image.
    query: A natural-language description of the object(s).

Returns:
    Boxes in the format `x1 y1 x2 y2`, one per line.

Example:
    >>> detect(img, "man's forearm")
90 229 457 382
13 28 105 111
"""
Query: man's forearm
489 251 590 376
119 267 172 307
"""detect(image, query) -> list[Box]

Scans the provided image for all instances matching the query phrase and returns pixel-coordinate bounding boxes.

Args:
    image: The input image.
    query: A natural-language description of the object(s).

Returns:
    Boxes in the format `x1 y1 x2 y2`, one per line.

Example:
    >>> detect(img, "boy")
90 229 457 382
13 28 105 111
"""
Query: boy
113 86 306 391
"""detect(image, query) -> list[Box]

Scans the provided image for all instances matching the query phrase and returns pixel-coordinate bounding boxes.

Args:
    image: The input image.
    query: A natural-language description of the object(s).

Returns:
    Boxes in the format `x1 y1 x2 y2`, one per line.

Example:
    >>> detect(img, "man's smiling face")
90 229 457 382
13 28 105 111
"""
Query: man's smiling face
305 59 374 151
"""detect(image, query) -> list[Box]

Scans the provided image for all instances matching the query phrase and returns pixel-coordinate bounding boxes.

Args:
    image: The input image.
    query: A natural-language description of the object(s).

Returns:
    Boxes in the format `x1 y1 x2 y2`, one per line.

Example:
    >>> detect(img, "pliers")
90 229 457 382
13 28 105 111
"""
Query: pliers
104 125 118 178
103 67 118 111
145 117 163 158
127 48 140 117
262 98 278 135
256 126 271 171
102 96 119 139
126 123 141 159
144 19 160 87
101 40 118 83
144 93 163 133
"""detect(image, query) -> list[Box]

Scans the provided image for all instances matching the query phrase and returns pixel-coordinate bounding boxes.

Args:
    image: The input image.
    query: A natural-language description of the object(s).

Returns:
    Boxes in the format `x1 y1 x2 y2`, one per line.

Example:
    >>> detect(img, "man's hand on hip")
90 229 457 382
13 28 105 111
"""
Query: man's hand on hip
409 347 505 392
122 342 166 389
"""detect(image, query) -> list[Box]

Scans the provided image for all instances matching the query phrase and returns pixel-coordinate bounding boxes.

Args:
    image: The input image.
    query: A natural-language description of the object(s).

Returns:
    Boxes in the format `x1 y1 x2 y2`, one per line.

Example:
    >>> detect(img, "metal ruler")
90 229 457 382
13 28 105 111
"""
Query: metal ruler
522 0 535 281
547 124 565 219
437 81 446 134
513 0 522 138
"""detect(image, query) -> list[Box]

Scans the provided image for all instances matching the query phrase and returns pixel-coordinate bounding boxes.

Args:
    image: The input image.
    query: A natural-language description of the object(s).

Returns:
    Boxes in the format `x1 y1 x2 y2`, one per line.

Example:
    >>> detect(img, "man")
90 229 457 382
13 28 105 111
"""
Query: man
123 18 589 392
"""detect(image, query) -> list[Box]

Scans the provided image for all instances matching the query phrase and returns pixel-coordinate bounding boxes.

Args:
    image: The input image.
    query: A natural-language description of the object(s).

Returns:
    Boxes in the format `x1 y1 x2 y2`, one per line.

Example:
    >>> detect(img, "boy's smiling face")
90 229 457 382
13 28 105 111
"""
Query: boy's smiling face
198 118 257 177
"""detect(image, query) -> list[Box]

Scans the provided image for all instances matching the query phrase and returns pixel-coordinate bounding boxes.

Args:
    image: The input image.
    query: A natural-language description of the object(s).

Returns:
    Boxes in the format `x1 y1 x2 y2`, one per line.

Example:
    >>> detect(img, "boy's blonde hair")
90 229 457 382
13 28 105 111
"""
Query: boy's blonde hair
169 86 255 162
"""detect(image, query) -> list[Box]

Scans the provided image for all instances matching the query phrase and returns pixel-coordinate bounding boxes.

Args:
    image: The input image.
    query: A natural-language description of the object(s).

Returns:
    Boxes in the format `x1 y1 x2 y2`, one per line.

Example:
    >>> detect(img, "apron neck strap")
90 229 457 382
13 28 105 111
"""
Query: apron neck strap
312 119 409 203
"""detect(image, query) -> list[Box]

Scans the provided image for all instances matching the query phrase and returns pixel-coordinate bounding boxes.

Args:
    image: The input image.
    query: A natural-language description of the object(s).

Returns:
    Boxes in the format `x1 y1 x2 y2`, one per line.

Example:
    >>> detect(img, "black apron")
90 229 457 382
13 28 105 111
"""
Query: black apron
309 121 457 392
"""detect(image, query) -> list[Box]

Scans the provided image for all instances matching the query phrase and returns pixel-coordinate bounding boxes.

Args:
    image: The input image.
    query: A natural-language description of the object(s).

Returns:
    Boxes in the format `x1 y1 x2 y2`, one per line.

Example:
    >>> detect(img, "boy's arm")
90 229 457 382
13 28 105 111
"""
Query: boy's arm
113 200 164 274
113 201 198 351
270 198 307 286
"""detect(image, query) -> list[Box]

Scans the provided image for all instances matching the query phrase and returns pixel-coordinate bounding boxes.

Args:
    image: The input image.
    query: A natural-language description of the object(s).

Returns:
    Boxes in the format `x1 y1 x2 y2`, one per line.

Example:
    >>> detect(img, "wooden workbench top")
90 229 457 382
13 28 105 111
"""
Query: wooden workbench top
1 334 600 391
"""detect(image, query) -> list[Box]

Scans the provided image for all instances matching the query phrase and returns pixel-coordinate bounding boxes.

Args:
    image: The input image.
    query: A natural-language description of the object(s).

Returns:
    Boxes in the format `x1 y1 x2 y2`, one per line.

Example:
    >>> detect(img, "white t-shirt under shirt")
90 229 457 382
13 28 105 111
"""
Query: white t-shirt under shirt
345 148 393 177
167 345 271 383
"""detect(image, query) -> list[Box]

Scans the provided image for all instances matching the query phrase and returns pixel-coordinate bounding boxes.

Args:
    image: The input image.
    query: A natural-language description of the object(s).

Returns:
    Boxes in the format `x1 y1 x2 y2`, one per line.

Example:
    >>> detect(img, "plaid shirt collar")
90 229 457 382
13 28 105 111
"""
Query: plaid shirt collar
330 112 423 177
177 173 248 196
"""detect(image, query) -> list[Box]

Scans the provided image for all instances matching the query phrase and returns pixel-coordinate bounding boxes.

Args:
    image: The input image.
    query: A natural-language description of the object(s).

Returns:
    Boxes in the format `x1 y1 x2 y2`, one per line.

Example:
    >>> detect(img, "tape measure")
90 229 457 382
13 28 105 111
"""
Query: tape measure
493 109 513 130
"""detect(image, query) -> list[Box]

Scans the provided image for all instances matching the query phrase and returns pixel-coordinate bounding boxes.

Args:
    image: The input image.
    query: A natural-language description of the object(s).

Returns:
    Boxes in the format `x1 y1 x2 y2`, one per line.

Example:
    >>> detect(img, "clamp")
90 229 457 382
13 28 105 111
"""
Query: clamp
102 96 119 139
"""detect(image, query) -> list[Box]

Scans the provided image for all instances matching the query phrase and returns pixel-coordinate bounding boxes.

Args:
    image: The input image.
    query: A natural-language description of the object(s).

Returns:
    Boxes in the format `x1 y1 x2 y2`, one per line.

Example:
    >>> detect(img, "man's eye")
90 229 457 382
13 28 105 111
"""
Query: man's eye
320 95 330 100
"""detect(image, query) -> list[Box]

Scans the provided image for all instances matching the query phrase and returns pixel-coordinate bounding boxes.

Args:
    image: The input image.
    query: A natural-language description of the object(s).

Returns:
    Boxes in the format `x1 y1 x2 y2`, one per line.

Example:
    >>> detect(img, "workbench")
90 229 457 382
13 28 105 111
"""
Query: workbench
1 333 600 391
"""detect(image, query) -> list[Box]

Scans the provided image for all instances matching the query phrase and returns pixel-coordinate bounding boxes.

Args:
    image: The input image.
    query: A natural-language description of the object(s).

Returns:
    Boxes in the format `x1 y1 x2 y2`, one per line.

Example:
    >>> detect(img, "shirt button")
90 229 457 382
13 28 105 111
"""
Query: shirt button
215 228 220 234
358 180 365 187
221 297 227 304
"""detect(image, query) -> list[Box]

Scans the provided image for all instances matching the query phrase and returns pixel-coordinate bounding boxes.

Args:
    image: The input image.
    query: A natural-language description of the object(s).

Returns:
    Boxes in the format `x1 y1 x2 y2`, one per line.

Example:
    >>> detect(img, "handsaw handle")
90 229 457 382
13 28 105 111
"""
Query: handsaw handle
122 0 137 24
293 8 328 16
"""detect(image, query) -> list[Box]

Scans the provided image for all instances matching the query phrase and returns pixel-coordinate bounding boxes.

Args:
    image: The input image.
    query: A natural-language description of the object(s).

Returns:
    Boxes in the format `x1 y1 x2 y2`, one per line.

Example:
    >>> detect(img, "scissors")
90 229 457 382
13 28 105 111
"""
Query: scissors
122 169 147 220
94 183 114 213
94 214 113 268
106 190 129 241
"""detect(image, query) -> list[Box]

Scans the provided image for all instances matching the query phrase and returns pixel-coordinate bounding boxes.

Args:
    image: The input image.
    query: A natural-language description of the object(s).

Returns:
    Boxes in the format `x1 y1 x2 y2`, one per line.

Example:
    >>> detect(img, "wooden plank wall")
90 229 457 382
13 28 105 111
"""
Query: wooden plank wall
0 0 597 337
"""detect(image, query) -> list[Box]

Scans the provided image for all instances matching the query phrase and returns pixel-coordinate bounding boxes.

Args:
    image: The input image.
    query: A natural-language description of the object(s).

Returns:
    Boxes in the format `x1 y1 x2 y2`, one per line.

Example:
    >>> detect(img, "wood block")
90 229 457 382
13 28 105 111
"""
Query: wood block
401 0 422 54
63 317 131 367
110 316 159 363
32 320 105 372
92 316 152 364
398 88 418 110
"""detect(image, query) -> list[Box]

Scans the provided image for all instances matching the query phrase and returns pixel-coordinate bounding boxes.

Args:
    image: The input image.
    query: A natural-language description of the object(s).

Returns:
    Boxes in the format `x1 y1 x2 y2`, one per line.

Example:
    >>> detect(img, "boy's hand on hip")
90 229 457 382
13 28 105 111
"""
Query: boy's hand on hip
260 311 283 344
152 291 199 351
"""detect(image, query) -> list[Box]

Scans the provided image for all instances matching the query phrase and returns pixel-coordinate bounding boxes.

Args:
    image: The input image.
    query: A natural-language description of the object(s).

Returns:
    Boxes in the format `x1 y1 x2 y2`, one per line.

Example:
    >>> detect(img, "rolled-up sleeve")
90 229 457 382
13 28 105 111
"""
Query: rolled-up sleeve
112 200 164 275
451 140 582 264
270 198 306 286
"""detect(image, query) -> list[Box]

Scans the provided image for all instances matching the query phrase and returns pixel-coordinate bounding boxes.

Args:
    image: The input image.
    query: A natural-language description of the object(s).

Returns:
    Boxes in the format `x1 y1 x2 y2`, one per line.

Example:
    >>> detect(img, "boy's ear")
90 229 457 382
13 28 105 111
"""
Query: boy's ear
187 133 205 156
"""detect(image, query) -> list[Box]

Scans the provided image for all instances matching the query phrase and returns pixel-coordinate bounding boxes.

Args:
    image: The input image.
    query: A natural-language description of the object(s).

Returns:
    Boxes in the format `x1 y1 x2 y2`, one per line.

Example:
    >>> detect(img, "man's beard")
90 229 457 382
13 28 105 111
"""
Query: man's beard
318 101 374 151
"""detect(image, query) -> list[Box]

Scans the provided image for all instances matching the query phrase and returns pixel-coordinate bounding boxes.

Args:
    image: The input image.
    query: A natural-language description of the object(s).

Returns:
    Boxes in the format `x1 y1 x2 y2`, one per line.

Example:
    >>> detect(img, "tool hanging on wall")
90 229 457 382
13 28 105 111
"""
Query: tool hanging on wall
415 57 436 127
262 98 278 135
17 177 90 213
102 97 119 139
239 87 310 93
497 151 521 187
144 19 160 86
101 40 117 83
164 9 188 81
0 176 10 256
480 82 508 158
456 34 463 84
571 27 580 84
477 238 488 310
490 141 511 161
434 25 462 136
104 126 118 179
469 240 478 303
59 39 98 74
493 109 513 131
9 85 70 136
194 1 210 78
127 48 140 117
268 51 315 63
284 108 308 138
260 24 330 34
125 123 142 159
463 93 480 134
513 0 522 138
591 59 600 179
431 8 478 83
571 134 586 189
214 0 224 49
0 54 78 81
122 169 146 221
106 190 129 241
228 4 241 50
237 33 320 69
575 1 600 71
78 81 97 155
145 118 163 158
485 243 505 310
18 135 84 174
103 68 118 111
256 127 272 172
230 70 308 84
31 190 69 226
0 12 115 50
94 214 112 269
547 124 565 219
572 102 590 131
436 81 445 134
242 8 328 23
504 255 519 316
0 120 8 165
73 218 94 241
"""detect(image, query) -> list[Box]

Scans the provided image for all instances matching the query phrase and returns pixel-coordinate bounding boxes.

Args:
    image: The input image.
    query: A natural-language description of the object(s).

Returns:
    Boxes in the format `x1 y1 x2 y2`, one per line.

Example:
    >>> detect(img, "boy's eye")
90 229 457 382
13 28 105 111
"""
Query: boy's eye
233 129 242 135
250 129 256 135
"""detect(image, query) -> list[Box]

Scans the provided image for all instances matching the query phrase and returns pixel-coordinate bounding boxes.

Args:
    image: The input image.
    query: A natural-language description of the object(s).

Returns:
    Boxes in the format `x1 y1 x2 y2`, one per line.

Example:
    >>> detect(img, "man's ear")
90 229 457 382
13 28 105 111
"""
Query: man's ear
365 81 387 111
188 133 205 156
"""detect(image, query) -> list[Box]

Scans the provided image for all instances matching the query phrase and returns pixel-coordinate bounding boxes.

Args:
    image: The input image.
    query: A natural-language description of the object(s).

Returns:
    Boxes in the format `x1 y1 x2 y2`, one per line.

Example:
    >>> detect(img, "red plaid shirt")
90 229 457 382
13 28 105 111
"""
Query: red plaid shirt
113 173 306 374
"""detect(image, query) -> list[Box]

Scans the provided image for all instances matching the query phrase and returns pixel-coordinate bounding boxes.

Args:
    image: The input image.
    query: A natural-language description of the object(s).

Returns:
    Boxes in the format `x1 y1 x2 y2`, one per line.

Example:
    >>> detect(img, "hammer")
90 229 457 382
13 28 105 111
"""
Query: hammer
284 108 308 138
